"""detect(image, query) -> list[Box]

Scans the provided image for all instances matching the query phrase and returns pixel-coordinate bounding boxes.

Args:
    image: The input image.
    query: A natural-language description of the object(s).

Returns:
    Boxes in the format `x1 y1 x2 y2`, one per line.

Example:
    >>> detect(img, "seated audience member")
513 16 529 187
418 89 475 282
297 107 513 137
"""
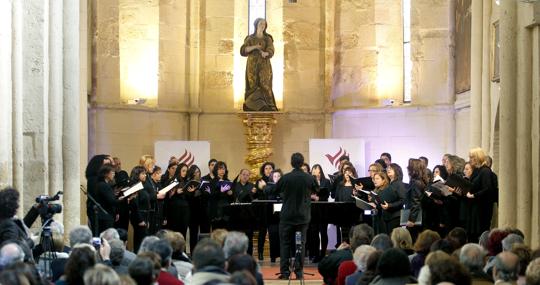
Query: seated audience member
484 229 511 276
51 225 94 281
227 254 263 285
210 229 229 247
319 224 373 285
390 227 414 255
356 250 383 285
159 230 192 282
191 239 229 285
492 252 520 285
147 239 183 285
3 261 46 285
447 227 468 249
0 269 30 285
430 238 458 255
417 250 451 285
229 270 257 285
526 258 540 285
345 245 376 285
411 230 441 277
502 234 524 252
0 242 25 269
479 230 490 250
109 239 129 275
510 244 531 285
430 257 472 285
370 234 393 252
129 256 160 285
223 231 249 259
137 236 159 254
0 188 34 253
83 263 121 285
56 245 97 285
370 248 416 284
36 230 69 278
100 228 120 241
459 243 492 283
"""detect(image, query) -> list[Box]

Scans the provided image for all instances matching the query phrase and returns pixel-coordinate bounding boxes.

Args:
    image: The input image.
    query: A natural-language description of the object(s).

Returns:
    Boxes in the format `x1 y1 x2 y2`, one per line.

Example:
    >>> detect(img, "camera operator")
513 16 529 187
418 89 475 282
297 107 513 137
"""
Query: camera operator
0 187 34 258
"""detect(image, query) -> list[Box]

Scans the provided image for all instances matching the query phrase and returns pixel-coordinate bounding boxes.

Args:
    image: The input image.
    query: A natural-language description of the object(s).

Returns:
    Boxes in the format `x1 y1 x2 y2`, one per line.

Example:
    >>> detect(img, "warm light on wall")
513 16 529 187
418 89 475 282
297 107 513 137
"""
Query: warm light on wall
119 0 159 106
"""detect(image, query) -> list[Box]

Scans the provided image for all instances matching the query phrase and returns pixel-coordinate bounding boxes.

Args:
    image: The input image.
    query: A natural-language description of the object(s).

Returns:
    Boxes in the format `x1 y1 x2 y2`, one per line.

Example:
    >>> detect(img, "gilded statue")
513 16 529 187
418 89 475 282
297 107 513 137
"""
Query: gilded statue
240 18 278 112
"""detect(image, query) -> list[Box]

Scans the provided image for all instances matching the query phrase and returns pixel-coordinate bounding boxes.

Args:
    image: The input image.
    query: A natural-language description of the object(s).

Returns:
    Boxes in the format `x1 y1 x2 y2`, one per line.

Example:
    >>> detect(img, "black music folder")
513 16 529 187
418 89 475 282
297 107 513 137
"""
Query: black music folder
352 176 375 190
445 174 472 190
353 196 374 210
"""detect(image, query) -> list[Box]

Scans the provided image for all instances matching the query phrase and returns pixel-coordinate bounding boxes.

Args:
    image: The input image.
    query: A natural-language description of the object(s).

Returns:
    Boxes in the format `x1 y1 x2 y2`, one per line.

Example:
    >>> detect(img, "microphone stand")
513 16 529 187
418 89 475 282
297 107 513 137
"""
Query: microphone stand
80 185 110 237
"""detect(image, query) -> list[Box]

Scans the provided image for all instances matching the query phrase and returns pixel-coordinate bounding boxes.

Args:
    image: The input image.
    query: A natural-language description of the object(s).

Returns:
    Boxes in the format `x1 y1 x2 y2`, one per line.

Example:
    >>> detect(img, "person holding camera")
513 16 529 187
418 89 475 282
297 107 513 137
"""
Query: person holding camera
0 187 34 256
272 153 318 280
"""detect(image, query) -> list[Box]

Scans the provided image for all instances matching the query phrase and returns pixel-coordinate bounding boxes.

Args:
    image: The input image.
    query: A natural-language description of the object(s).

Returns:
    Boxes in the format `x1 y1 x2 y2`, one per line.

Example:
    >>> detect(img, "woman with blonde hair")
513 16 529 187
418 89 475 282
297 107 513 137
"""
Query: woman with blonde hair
368 171 391 234
465 147 496 242
391 227 414 255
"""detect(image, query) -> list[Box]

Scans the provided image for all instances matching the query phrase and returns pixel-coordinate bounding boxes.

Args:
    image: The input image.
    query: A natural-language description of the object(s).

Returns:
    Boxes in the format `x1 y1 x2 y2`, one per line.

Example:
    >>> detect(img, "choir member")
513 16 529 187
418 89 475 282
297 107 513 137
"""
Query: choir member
187 164 209 254
165 163 191 239
330 155 350 198
129 166 150 252
380 163 406 234
444 155 467 233
148 165 163 234
307 164 331 262
465 148 496 242
160 162 178 188
95 164 118 234
432 164 448 183
202 159 217 181
301 163 310 173
232 169 257 255
368 162 383 178
208 161 234 230
380 152 392 167
263 169 282 262
368 171 391 234
334 165 361 243
142 157 158 235
255 162 275 261
85 154 110 236
405 158 429 240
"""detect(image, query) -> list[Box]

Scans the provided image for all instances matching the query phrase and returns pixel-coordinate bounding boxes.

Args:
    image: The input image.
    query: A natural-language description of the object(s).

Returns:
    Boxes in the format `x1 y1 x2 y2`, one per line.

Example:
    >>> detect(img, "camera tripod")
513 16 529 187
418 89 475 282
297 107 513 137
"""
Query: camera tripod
288 236 314 285
37 218 57 280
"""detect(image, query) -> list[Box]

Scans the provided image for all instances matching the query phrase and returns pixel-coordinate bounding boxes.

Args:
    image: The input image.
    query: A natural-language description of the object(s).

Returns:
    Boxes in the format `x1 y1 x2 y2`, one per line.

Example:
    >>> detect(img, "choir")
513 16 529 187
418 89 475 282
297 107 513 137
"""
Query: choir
86 147 499 260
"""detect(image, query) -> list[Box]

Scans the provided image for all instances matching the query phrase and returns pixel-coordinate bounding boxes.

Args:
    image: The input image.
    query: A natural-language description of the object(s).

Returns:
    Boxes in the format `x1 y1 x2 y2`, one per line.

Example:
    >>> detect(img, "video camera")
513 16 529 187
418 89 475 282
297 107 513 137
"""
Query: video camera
36 191 63 221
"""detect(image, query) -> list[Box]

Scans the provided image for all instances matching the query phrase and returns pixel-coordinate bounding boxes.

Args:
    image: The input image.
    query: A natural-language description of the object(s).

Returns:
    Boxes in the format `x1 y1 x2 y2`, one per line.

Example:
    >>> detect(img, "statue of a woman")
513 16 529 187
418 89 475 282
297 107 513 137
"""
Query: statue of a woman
240 18 278 111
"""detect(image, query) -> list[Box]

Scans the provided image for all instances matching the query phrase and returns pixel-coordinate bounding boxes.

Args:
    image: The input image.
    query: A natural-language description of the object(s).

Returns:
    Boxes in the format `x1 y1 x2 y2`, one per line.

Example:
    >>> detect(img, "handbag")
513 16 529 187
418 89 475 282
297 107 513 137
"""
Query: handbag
399 208 422 226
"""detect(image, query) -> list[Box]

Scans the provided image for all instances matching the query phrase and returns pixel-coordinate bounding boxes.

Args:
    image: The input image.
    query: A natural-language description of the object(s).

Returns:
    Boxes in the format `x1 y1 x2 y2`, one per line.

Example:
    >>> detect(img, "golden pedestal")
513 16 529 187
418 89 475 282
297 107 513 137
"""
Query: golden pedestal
239 112 279 181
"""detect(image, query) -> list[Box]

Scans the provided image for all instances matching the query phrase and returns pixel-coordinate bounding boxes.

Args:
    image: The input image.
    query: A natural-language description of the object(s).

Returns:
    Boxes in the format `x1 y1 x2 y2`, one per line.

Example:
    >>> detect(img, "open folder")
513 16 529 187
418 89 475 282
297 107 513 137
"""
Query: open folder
120 182 144 199
353 196 375 210
158 181 179 196
351 176 375 190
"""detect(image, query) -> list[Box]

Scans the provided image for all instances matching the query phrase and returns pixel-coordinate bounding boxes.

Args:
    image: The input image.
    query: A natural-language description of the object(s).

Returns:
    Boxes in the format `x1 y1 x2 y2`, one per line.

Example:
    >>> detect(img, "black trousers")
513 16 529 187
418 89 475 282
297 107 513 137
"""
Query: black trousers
279 223 308 275
307 223 328 258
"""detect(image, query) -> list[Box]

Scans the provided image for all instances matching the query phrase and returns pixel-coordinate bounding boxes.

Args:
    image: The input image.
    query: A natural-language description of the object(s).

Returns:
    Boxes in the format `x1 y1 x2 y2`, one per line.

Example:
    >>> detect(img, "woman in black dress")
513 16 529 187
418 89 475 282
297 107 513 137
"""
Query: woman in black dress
405 158 429 240
187 164 209 253
165 163 191 239
307 164 331 262
128 166 150 252
255 162 275 260
380 163 406 234
208 161 234 230
263 169 283 262
95 164 118 234
334 165 361 243
85 154 110 236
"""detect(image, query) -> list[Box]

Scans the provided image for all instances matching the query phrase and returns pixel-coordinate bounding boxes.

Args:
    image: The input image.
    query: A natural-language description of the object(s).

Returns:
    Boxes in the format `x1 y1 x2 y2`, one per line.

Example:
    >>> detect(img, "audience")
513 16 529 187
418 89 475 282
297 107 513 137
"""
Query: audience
223 231 249 259
191 239 229 285
526 258 540 285
369 248 416 284
430 257 472 285
146 239 183 285
109 239 129 275
345 245 376 285
129 256 159 285
459 243 492 283
56 245 97 285
492 251 520 284
411 230 441 277
83 263 120 285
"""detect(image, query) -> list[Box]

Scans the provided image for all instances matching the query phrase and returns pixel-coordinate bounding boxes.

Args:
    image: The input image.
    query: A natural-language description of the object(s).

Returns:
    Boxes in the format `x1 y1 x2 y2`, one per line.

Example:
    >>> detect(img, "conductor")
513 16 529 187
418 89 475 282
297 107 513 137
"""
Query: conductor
273 153 318 279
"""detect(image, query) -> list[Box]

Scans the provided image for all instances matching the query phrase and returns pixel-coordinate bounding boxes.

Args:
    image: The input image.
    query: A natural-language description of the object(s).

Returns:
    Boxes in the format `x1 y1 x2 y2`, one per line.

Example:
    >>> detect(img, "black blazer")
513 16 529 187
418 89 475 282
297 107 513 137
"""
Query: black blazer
273 169 318 225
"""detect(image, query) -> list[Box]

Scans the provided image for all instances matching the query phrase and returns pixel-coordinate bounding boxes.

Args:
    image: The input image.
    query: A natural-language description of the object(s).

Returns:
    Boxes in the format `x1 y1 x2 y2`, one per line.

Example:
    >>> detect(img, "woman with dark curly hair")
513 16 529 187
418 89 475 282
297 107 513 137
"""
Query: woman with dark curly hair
254 162 275 260
85 154 111 235
0 187 33 252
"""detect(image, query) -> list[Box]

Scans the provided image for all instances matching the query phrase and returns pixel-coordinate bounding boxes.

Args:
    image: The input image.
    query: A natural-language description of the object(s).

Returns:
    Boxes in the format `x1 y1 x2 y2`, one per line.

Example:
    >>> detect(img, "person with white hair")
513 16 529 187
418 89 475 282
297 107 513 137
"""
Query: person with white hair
459 243 492 283
223 231 249 259
0 242 25 269
345 245 376 285
501 234 524 252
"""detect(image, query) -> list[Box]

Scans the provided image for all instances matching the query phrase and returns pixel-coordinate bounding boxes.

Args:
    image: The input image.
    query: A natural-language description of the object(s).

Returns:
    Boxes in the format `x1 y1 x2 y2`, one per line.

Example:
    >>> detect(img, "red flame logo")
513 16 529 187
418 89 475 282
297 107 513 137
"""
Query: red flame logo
178 149 195 167
325 147 349 169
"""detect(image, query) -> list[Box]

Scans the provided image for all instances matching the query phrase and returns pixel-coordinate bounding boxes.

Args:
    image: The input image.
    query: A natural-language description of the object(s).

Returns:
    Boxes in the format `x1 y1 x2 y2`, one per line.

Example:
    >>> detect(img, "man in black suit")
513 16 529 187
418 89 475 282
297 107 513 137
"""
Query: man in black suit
274 153 318 279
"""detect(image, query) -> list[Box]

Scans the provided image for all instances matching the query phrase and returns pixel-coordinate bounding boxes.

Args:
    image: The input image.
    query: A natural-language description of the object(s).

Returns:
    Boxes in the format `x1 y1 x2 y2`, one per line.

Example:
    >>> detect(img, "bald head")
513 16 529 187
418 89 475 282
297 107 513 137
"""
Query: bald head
493 251 519 282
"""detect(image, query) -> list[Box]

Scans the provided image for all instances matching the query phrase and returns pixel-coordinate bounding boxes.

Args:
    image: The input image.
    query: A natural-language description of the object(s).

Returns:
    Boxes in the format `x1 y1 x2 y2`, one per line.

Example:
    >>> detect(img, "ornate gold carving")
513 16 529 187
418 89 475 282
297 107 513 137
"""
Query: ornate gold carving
239 112 278 181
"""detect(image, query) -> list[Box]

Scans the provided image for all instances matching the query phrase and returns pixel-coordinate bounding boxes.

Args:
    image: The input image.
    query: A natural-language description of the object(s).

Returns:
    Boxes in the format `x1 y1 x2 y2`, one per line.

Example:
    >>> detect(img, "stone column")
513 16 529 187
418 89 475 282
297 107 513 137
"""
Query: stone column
48 0 64 202
323 0 335 138
12 0 24 213
63 0 81 233
0 0 13 189
481 0 491 151
498 0 517 227
470 0 483 148
531 26 540 248
515 4 533 240
188 0 201 140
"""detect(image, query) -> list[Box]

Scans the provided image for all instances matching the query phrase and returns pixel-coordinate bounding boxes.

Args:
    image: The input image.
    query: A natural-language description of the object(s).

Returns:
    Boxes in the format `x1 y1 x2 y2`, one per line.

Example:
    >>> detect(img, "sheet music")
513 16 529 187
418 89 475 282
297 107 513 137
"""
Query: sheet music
122 182 144 197
158 181 179 196
273 203 282 213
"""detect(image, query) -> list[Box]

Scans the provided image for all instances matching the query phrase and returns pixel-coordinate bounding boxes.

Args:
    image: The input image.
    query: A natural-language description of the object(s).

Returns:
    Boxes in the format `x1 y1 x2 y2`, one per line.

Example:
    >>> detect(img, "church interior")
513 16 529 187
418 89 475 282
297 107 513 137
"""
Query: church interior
1 0 540 282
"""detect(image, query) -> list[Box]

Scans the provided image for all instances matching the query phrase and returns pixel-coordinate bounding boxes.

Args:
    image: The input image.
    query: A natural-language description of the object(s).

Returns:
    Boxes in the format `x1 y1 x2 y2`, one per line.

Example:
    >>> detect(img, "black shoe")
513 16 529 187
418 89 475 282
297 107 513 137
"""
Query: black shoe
278 273 290 280
258 252 264 261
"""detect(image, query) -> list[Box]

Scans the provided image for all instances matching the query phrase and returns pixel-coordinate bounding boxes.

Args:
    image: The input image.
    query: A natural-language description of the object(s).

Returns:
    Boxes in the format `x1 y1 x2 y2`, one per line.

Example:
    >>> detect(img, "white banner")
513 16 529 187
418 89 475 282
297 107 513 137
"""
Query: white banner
154 141 211 170
308 139 367 179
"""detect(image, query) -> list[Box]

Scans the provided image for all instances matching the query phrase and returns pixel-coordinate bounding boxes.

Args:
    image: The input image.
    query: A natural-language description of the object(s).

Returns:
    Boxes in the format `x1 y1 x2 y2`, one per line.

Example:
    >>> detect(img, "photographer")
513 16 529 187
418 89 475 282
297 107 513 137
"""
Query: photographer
0 187 34 258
